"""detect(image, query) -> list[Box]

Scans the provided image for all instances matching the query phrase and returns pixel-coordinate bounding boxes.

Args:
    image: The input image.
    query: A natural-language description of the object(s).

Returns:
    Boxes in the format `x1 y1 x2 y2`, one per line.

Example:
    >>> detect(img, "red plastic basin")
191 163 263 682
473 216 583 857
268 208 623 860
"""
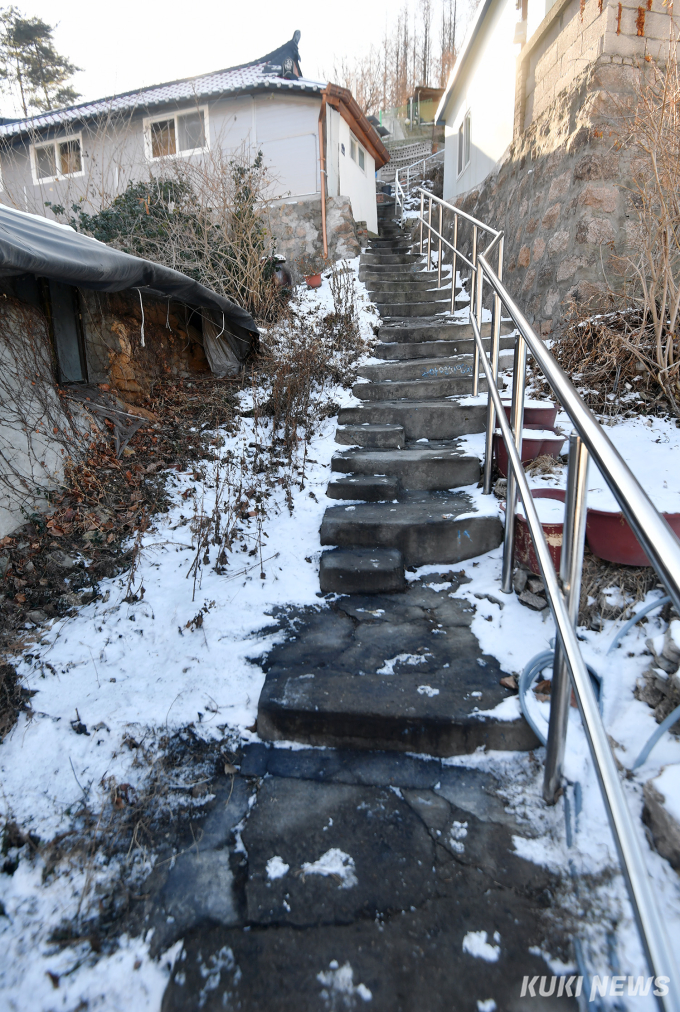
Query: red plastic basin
501 400 558 429
493 428 565 478
509 488 566 576
586 508 680 566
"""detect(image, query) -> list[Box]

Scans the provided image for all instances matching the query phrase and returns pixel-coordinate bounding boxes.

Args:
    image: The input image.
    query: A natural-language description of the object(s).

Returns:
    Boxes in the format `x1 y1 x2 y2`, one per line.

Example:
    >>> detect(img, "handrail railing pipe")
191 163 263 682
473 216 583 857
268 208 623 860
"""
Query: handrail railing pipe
469 309 679 1009
407 185 680 1002
544 432 589 804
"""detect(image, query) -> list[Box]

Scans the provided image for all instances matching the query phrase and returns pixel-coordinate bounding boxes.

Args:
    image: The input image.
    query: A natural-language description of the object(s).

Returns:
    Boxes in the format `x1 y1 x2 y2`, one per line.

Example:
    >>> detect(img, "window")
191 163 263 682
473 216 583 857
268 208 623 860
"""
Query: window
349 134 366 172
145 108 208 160
31 135 83 183
457 111 471 176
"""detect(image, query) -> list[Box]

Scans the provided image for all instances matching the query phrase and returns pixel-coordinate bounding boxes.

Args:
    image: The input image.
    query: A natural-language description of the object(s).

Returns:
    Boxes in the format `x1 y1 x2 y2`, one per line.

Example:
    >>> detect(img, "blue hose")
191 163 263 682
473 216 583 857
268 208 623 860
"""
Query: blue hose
632 703 680 770
519 650 603 747
607 596 671 654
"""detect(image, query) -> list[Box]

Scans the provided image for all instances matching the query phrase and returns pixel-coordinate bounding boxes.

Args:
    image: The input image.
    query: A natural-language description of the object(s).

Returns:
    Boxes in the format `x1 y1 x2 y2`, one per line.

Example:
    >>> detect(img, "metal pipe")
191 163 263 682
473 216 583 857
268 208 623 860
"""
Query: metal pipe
472 238 484 397
470 312 680 1010
451 214 458 315
470 225 478 319
419 190 424 255
478 252 680 616
501 332 527 593
413 185 500 237
544 433 589 804
437 202 443 290
483 235 504 495
427 195 433 271
318 95 328 259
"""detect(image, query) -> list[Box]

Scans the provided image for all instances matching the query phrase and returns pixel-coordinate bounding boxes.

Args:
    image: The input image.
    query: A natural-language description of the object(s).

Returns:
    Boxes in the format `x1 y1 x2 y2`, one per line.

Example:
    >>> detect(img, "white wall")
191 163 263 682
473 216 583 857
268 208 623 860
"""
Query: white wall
441 0 519 202
334 109 377 234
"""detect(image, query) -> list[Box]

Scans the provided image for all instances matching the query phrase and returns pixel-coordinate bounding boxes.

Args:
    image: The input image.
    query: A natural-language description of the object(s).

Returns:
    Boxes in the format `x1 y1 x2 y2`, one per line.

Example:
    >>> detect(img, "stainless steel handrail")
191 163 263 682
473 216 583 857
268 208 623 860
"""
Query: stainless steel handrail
471 311 680 1009
394 150 445 222
405 186 680 1007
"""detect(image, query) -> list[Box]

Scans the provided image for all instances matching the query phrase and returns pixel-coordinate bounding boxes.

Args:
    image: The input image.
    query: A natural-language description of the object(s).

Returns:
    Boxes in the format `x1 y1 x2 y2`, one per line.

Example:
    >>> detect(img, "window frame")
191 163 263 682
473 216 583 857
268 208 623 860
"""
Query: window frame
30 132 85 185
457 111 471 178
143 105 210 162
349 132 367 173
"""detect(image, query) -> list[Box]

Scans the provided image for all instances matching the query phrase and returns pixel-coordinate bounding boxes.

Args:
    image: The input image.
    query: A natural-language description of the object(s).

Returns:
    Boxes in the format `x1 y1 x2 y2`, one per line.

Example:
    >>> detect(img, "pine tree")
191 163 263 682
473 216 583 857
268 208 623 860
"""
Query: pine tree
0 6 80 117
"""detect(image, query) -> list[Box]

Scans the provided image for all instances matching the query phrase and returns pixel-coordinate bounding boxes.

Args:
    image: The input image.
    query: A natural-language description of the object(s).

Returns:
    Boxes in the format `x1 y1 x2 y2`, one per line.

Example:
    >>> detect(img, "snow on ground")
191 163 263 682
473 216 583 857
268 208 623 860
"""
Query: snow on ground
0 264 379 1011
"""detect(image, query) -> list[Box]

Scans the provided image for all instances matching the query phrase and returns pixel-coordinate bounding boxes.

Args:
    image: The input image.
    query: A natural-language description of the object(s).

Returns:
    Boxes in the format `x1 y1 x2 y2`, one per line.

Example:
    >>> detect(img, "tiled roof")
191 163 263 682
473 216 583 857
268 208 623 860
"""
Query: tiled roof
0 60 326 139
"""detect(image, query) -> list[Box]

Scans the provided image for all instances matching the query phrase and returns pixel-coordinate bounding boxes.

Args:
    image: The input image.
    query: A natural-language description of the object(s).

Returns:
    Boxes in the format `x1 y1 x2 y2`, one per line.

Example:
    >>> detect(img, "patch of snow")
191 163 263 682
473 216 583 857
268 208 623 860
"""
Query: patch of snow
377 653 428 675
266 856 290 880
317 961 372 1004
477 1000 497 1012
417 685 439 697
462 930 501 962
302 848 358 889
651 766 680 826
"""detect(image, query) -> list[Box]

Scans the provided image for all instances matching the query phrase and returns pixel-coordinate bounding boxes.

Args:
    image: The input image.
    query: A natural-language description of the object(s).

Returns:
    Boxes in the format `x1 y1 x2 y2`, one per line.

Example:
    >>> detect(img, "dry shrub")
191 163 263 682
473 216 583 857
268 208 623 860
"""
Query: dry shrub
578 548 659 628
543 306 666 416
0 662 34 742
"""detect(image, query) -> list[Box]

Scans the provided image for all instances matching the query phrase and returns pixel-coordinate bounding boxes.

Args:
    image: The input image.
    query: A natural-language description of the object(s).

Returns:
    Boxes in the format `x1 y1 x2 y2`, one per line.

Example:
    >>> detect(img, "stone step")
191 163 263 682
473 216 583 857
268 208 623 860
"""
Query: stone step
335 423 405 448
369 237 411 247
318 547 405 594
326 474 399 501
320 490 503 567
374 301 453 317
339 399 488 440
365 277 455 294
360 253 422 266
359 266 439 281
331 443 480 491
359 355 498 383
353 376 486 400
374 335 516 360
371 288 455 305
379 320 513 342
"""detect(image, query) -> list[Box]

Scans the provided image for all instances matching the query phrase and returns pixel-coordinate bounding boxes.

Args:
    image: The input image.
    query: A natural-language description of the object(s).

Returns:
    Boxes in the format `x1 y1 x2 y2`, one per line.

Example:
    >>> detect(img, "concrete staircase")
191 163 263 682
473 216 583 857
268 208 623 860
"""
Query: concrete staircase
255 201 535 757
319 202 511 594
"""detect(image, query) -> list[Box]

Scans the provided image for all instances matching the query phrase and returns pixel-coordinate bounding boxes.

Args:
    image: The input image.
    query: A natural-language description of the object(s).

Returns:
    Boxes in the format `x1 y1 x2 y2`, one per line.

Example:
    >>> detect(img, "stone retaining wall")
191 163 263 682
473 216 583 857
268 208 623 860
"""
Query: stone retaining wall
452 55 645 336
265 195 361 281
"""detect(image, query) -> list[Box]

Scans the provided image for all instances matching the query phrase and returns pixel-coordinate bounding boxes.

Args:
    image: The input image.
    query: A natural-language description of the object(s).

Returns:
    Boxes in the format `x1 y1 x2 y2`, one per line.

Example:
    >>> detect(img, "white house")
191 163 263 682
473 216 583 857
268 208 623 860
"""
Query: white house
0 32 388 240
435 0 521 202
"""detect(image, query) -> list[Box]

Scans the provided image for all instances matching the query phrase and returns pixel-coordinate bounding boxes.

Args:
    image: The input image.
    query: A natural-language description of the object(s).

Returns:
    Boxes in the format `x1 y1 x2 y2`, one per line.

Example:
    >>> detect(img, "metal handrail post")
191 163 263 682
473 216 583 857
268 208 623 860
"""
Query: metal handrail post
501 334 527 593
470 225 478 319
437 203 443 290
419 190 424 255
450 214 458 314
427 194 433 271
483 235 504 494
544 433 589 804
472 249 484 397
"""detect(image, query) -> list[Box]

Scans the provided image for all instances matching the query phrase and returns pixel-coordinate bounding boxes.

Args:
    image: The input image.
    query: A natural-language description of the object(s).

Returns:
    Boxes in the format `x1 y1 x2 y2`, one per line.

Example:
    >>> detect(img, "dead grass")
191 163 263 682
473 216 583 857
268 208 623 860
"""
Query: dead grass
578 548 661 628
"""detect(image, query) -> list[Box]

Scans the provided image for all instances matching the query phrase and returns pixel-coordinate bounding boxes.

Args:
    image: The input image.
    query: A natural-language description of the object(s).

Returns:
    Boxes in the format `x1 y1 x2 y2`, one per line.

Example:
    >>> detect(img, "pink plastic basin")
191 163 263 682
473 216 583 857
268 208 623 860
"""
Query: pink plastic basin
501 400 558 429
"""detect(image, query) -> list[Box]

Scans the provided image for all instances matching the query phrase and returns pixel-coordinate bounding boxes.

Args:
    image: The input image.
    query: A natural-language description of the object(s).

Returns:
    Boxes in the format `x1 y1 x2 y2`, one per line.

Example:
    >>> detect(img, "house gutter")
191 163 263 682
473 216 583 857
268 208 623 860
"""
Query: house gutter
318 93 328 259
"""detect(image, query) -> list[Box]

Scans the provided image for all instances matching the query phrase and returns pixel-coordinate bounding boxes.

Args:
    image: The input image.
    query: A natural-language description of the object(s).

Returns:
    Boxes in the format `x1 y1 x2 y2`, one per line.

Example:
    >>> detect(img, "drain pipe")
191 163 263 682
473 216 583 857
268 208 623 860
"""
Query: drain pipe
318 92 328 259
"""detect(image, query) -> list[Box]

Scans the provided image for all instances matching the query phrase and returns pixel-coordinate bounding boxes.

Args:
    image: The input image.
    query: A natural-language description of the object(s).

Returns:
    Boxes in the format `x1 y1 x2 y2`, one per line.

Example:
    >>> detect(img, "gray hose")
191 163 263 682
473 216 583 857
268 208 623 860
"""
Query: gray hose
607 596 671 655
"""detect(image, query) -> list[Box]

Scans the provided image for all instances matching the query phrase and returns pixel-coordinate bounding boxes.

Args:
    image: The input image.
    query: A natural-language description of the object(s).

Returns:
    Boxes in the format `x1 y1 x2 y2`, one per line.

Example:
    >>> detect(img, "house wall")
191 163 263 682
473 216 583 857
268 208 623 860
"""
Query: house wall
441 0 519 202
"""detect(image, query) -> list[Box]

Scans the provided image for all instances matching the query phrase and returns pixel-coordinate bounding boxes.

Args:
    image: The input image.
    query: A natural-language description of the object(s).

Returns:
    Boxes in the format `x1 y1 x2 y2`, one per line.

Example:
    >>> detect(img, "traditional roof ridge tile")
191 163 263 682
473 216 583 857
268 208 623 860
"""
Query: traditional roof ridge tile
0 39 326 139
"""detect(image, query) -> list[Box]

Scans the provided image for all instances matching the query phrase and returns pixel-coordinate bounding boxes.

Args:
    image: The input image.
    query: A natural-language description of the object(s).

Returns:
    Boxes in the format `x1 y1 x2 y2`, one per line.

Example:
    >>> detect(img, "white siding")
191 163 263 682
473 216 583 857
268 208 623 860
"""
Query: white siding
441 0 519 202
336 112 377 234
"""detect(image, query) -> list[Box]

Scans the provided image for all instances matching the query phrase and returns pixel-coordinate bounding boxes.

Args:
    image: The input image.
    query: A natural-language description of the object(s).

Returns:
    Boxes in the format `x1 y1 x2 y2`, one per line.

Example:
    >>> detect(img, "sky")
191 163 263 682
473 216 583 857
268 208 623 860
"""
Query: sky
2 0 400 115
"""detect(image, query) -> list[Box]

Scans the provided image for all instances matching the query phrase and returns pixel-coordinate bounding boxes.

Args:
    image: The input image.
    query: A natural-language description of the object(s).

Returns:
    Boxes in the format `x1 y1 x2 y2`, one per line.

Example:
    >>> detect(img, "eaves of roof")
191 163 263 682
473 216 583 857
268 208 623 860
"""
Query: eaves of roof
324 84 390 169
434 0 496 125
0 65 328 141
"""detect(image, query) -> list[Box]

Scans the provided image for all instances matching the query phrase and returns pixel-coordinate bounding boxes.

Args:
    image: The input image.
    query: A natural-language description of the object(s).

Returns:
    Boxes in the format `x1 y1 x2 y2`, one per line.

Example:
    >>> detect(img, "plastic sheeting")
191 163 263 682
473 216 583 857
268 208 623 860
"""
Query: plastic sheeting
0 204 259 360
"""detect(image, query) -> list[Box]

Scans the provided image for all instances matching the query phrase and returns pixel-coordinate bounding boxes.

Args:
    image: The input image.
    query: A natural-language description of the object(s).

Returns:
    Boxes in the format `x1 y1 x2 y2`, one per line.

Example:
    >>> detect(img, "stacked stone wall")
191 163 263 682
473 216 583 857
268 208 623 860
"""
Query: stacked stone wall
454 54 648 337
265 195 361 280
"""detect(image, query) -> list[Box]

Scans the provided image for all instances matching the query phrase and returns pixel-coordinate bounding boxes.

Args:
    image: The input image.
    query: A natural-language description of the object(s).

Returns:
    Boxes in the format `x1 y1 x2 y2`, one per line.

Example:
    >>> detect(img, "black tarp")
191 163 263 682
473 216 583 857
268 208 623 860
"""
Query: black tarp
0 204 259 357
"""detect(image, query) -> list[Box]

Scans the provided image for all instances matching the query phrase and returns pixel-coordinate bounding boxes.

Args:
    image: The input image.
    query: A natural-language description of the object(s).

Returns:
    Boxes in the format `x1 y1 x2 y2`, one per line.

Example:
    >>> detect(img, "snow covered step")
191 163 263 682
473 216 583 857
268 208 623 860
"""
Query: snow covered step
331 443 480 491
326 475 399 501
374 336 516 360
319 547 405 594
353 376 487 401
338 400 487 440
359 355 501 383
320 490 503 566
257 578 536 755
335 423 405 449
